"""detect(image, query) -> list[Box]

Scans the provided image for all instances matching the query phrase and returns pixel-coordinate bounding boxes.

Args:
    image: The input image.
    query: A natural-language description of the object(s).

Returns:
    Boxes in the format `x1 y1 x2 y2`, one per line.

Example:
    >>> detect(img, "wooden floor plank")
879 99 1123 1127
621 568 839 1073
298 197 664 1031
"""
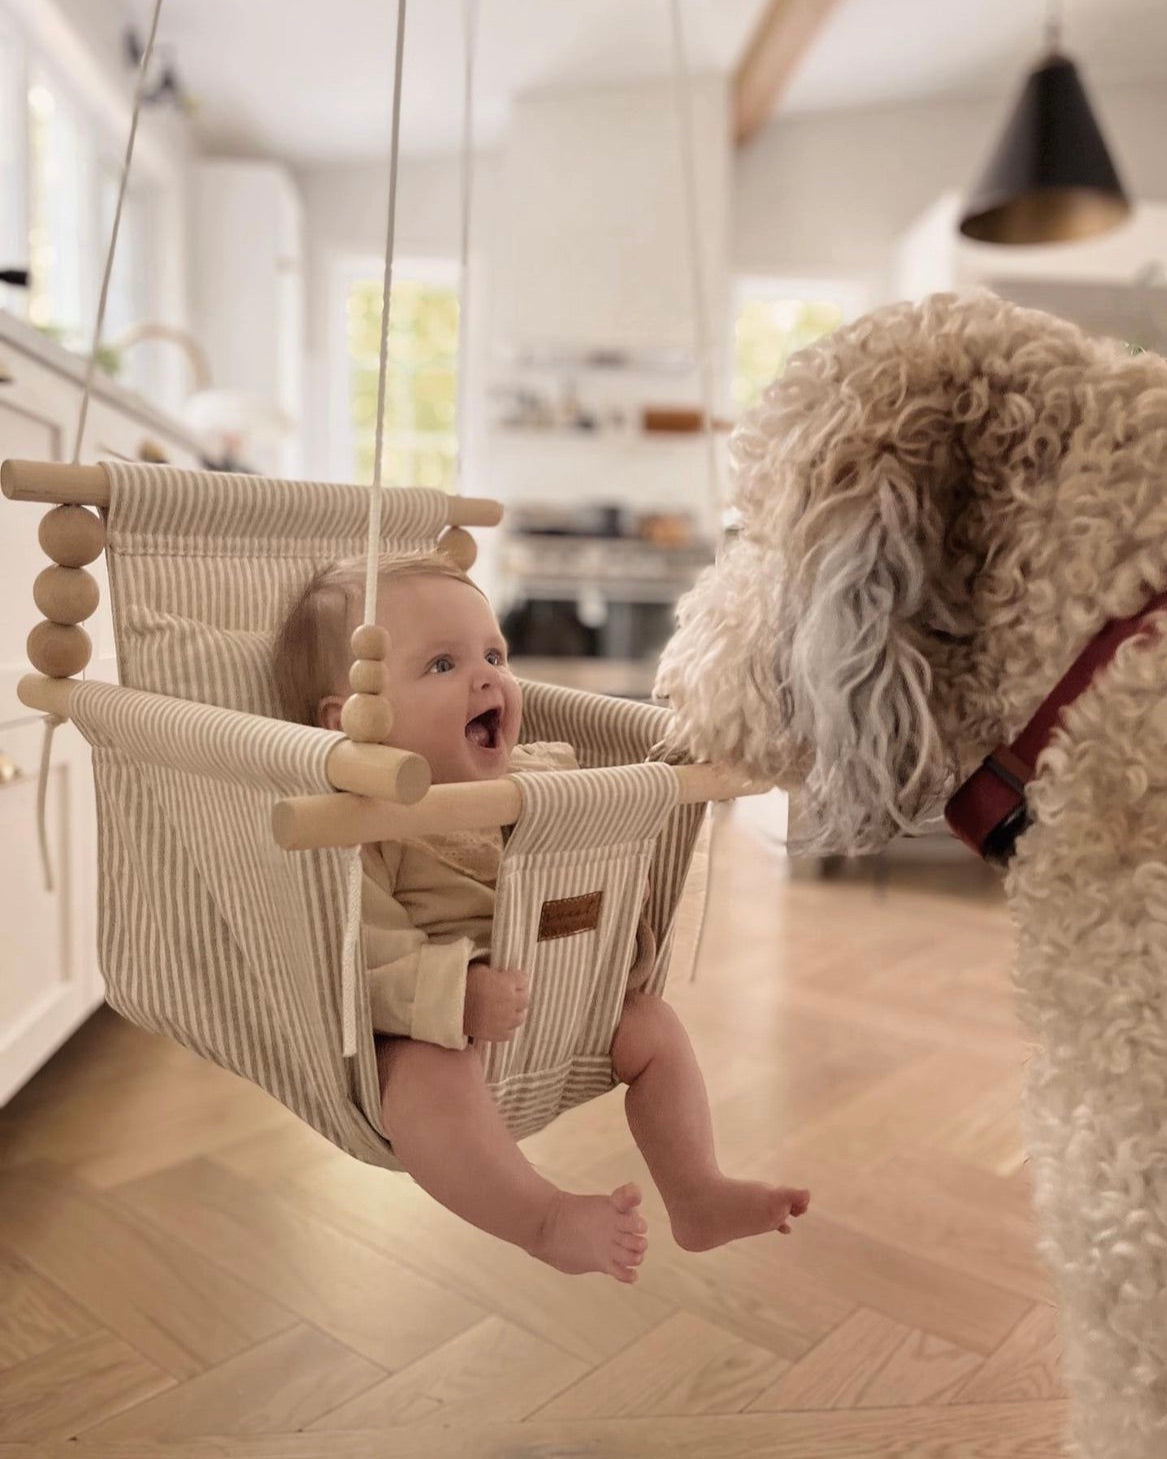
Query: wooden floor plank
533 1310 790 1419
746 1305 982 1411
0 1329 173 1442
0 1249 98 1368
307 1315 588 1430
945 1304 1065 1404
0 1164 295 1380
0 1399 1071 1457
113 1157 488 1371
83 1324 388 1441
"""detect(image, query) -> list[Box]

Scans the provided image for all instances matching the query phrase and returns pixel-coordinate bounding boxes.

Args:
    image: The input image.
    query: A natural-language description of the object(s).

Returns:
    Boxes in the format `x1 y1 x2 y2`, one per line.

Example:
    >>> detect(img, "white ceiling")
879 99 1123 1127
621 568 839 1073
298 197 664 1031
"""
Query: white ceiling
119 0 1167 163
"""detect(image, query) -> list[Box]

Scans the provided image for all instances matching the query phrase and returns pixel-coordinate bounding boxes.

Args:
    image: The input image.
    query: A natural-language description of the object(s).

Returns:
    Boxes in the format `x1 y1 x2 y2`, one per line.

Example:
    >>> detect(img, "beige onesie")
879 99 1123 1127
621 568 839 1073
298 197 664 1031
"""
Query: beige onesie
362 741 578 1050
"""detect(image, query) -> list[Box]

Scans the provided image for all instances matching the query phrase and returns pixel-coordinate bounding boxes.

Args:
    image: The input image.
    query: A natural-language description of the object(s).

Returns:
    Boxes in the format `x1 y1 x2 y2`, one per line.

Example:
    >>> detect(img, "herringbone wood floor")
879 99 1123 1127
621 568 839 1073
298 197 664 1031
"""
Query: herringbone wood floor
0 809 1068 1458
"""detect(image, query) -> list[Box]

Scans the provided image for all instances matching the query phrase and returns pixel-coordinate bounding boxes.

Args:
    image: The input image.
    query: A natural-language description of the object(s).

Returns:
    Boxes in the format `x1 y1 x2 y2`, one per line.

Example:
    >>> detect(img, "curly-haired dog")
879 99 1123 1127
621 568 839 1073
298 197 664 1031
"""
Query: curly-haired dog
656 291 1167 1459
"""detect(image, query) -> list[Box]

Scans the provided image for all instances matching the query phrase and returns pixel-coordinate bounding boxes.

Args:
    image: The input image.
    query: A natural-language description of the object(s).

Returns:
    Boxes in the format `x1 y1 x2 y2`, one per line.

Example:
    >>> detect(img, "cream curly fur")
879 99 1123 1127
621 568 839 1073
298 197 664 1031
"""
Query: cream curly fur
657 290 1167 852
657 290 1167 1458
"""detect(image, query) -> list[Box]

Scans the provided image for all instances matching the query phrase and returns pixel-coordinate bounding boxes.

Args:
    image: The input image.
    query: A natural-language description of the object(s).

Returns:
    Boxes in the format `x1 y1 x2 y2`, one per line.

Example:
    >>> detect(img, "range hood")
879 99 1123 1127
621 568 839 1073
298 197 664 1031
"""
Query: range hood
493 76 731 364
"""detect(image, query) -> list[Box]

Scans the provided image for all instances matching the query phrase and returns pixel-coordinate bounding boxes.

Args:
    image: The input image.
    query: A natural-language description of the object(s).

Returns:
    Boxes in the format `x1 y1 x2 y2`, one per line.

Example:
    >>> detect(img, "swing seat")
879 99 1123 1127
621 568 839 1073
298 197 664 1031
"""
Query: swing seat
4 458 713 1168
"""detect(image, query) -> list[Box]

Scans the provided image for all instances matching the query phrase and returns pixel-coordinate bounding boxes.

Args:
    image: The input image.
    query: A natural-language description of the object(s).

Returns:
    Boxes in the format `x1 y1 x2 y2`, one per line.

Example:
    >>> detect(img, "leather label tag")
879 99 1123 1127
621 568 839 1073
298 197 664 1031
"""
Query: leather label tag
537 890 603 942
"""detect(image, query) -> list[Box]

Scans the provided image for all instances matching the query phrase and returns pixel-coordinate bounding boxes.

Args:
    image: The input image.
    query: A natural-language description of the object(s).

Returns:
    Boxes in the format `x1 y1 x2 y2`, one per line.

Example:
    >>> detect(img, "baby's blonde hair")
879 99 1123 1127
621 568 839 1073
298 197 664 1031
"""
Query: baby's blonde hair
272 550 482 726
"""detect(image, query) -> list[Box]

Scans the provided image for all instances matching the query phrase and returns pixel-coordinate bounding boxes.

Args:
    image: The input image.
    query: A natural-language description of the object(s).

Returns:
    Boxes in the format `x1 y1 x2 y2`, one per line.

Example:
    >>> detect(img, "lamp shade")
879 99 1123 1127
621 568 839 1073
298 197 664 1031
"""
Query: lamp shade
959 52 1131 245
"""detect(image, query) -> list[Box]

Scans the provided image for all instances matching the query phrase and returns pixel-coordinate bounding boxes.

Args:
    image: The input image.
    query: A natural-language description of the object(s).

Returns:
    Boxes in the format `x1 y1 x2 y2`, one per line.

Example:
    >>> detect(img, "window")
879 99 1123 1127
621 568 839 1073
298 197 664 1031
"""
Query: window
27 68 94 345
0 15 27 308
732 278 870 414
337 259 460 490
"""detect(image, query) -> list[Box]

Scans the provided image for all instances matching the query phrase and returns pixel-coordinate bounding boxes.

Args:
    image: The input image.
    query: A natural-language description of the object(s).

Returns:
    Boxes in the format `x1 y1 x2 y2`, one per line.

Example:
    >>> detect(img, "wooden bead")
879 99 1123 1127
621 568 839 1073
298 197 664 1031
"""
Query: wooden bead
349 658 387 695
350 624 391 661
38 505 105 568
439 526 477 570
340 693 394 743
27 620 91 677
33 565 100 625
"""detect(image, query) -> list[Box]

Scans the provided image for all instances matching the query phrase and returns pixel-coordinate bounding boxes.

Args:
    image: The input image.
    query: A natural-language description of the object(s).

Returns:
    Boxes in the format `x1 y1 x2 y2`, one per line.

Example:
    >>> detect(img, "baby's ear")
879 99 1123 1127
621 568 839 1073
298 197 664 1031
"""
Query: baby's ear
318 694 345 732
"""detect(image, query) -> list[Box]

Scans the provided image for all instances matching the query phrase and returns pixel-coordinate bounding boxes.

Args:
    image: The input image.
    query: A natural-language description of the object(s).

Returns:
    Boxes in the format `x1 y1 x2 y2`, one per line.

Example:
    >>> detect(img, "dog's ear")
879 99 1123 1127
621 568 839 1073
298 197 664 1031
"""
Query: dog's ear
781 450 952 853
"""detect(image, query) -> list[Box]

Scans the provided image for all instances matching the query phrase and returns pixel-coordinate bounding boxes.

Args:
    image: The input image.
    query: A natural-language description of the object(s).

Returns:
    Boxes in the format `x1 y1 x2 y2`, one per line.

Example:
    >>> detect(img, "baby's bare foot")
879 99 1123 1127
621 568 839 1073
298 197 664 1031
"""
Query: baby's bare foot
528 1182 648 1282
669 1180 810 1253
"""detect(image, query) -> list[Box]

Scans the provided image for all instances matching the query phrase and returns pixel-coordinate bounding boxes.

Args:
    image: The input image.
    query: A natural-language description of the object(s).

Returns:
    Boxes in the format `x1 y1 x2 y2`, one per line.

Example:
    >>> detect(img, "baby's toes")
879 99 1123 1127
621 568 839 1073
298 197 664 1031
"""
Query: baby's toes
616 1211 648 1239
611 1182 643 1215
617 1235 648 1265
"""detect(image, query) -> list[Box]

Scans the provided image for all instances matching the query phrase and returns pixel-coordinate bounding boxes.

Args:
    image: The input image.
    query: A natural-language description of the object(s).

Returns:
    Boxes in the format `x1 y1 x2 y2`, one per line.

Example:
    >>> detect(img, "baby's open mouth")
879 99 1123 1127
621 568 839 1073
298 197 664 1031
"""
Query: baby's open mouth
465 707 501 749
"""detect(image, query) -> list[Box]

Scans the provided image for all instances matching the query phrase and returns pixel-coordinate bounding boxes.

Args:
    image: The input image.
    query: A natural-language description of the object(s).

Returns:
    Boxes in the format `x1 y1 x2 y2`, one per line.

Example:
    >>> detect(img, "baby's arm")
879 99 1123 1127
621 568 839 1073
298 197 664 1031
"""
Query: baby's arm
365 842 529 1047
364 842 473 1049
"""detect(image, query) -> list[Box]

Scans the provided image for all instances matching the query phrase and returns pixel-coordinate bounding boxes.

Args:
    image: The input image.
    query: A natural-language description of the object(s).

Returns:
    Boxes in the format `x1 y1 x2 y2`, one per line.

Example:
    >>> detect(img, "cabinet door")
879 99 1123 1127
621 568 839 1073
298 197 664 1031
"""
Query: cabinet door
0 370 103 1105
0 714 100 1106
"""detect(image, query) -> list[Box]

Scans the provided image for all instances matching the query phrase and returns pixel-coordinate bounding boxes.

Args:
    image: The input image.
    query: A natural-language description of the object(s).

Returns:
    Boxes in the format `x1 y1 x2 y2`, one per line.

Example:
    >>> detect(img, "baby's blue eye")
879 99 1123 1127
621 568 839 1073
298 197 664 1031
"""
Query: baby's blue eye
429 655 454 673
486 649 505 666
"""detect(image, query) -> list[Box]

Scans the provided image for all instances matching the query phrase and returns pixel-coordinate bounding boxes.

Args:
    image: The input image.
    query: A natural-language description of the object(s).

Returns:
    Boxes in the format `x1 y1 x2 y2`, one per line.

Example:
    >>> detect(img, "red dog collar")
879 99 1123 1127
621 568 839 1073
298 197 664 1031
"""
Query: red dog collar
945 588 1167 866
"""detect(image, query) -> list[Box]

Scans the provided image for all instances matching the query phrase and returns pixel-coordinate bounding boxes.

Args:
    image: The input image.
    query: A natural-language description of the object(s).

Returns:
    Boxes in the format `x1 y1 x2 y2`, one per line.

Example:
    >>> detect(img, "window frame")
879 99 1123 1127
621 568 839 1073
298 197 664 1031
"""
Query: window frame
328 252 461 487
730 274 872 411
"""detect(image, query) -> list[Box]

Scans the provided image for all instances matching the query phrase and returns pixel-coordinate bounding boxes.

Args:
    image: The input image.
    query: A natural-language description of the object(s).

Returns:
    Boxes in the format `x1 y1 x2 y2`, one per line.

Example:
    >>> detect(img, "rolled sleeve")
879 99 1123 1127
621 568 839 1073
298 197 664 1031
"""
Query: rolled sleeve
366 934 473 1051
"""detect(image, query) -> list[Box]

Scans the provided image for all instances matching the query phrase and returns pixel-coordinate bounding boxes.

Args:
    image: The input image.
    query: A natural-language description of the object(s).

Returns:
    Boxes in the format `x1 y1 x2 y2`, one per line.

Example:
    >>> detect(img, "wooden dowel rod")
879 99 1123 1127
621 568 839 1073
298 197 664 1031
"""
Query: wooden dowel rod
18 672 77 718
272 764 768 852
1 458 503 525
3 460 110 505
17 673 428 805
325 740 431 804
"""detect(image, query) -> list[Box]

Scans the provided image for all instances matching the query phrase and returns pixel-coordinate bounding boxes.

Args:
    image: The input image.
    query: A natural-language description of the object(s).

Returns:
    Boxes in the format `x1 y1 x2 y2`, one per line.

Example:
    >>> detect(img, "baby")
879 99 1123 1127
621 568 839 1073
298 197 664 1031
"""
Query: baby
274 550 809 1282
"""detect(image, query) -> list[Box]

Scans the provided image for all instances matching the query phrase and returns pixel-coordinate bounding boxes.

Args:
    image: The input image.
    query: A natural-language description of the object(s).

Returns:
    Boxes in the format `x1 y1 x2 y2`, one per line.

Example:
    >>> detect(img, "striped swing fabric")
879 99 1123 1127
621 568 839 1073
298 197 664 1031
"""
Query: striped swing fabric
69 461 705 1168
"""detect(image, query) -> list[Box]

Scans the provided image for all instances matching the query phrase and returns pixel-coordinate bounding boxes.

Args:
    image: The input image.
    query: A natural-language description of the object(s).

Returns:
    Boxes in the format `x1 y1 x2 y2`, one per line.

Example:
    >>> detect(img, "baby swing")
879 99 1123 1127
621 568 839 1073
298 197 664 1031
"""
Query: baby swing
1 0 758 1170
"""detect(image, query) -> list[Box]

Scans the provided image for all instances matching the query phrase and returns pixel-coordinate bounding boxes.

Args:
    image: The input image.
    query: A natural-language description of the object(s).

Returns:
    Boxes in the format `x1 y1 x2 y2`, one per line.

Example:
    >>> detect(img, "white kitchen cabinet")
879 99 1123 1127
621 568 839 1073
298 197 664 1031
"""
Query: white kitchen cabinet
0 717 98 1106
0 310 203 1103
191 159 304 477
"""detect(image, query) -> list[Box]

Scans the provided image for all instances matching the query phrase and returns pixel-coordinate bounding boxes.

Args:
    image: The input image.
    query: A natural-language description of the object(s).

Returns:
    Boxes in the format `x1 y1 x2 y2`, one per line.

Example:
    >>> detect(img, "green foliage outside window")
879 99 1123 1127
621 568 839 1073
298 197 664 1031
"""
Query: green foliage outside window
733 297 844 414
348 277 460 490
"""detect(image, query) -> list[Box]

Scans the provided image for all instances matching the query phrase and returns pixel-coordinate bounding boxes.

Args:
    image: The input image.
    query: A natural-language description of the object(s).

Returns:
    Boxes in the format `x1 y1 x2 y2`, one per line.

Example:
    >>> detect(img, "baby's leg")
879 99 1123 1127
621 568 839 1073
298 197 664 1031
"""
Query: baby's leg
610 993 811 1252
377 1038 648 1281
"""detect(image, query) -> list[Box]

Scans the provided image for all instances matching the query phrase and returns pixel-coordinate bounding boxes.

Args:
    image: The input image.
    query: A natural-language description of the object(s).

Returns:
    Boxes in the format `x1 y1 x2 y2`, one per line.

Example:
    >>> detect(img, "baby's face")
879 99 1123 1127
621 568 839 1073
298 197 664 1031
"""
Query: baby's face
370 574 521 784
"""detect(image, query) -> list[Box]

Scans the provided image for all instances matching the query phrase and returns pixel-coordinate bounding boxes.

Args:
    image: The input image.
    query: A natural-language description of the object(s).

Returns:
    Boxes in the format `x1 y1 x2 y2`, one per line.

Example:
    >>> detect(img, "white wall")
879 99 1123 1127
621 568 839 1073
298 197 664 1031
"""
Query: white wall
733 81 1167 301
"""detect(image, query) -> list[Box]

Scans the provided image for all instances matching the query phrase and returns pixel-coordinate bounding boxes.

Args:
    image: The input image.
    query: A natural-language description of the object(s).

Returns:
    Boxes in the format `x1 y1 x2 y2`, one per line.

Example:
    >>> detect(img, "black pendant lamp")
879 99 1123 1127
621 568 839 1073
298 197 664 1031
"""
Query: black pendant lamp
959 3 1131 245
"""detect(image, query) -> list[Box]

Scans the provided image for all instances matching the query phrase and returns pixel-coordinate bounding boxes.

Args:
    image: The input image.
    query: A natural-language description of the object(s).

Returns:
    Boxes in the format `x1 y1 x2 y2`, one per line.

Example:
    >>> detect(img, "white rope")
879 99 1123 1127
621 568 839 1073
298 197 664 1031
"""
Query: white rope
35 715 64 892
72 0 164 465
668 0 722 524
454 0 479 492
361 0 408 625
342 0 409 1059
668 0 726 977
37 2 163 891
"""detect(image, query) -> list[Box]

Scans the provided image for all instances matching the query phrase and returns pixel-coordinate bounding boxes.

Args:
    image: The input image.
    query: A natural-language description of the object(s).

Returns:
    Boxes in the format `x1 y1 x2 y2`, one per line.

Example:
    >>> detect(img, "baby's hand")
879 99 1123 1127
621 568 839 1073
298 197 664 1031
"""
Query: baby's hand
463 962 530 1042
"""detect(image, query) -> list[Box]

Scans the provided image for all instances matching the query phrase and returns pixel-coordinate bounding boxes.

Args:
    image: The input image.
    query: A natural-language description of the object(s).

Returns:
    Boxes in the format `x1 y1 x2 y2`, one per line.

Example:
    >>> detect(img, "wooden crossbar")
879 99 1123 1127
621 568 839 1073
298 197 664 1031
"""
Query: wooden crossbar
271 763 769 851
16 674 431 805
0 459 504 526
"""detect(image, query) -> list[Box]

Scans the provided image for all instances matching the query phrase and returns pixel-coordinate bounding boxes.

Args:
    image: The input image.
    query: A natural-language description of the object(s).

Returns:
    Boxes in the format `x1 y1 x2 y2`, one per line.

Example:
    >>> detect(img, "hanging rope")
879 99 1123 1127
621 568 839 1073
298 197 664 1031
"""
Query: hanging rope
668 0 722 527
72 0 164 466
667 0 725 978
35 0 164 893
341 0 409 1058
454 0 479 492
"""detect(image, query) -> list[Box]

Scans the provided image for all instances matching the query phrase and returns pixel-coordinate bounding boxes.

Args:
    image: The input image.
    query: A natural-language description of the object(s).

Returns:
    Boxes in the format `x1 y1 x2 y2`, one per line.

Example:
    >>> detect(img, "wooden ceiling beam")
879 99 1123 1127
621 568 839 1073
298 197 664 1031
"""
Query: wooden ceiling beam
733 0 843 147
